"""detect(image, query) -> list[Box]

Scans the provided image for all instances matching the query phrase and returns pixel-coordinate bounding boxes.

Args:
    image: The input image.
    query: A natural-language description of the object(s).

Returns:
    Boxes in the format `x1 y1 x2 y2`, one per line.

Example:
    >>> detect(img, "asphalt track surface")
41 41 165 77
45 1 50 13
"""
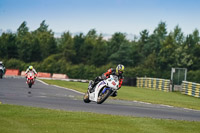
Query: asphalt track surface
0 77 200 121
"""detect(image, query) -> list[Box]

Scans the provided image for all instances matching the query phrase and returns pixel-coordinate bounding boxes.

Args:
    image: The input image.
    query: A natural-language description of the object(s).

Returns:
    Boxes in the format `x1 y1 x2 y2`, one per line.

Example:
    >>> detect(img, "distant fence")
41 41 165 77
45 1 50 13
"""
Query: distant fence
137 77 171 92
5 69 69 79
182 81 200 98
37 72 52 78
5 69 20 76
52 73 69 79
123 77 137 86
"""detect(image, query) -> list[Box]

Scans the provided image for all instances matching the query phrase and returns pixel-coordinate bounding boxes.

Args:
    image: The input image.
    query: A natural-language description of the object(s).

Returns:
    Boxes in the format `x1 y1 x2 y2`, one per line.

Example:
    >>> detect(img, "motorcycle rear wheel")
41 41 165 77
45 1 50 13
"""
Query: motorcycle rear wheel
97 88 112 104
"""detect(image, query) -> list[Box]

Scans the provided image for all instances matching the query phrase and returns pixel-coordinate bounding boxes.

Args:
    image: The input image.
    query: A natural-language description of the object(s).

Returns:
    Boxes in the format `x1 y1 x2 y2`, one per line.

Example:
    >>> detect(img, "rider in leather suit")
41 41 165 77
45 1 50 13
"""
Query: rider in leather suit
88 64 125 97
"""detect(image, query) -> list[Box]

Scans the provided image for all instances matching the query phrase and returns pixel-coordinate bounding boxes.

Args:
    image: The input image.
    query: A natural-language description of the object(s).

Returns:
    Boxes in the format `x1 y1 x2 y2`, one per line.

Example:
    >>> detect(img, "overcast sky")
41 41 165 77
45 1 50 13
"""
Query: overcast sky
0 0 200 36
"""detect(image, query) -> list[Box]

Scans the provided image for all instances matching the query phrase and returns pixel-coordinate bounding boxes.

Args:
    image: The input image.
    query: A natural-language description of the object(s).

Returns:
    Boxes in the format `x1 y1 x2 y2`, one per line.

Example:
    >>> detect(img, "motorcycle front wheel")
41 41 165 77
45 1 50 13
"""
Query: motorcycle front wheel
28 84 32 88
97 88 112 104
83 91 91 103
0 71 3 79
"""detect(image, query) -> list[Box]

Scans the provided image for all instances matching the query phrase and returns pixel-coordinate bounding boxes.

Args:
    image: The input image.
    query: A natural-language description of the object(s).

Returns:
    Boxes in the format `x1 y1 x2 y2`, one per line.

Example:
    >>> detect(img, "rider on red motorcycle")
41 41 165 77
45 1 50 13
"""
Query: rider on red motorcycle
25 66 37 78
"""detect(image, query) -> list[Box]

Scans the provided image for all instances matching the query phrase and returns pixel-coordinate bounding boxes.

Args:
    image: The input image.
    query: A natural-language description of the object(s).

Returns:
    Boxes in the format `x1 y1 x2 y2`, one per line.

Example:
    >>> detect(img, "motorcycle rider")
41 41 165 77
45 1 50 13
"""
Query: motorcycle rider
25 66 37 78
88 64 125 97
0 61 6 78
0 61 6 74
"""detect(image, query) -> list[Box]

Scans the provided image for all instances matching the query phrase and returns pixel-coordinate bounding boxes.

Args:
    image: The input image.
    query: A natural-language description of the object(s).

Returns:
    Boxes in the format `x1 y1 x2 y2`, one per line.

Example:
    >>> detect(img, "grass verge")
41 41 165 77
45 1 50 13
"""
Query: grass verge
0 104 200 133
41 79 200 110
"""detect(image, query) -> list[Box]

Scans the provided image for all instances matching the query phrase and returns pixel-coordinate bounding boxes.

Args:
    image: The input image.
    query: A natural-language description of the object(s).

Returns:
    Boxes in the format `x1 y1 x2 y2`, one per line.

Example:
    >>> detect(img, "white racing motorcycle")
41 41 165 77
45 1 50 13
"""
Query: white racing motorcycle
83 75 119 104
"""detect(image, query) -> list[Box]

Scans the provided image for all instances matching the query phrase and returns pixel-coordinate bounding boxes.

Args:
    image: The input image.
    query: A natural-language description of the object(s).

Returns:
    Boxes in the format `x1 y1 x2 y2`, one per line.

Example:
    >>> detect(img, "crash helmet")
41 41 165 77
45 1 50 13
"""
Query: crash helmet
116 64 124 75
29 66 33 70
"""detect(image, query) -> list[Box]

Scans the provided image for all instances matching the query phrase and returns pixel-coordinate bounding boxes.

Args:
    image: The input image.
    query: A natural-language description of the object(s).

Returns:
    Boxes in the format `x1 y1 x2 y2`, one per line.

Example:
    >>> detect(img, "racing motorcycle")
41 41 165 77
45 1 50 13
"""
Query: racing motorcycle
83 75 119 104
0 68 3 79
26 71 35 88
0 63 5 79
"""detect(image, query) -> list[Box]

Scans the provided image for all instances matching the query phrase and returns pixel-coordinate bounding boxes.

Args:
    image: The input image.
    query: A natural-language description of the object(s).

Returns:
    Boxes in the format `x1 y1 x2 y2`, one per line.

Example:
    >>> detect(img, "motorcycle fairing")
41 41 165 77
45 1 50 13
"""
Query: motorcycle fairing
89 80 107 102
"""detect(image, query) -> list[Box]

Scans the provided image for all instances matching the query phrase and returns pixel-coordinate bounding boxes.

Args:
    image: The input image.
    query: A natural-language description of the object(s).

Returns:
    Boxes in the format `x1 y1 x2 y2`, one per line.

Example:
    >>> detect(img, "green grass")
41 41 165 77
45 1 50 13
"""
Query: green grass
0 104 200 133
41 79 200 110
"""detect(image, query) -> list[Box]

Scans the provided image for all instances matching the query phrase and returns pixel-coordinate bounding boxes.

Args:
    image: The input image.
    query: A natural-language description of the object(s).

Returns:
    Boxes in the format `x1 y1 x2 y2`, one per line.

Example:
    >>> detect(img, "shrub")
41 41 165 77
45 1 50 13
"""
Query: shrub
4 58 26 71
187 70 200 83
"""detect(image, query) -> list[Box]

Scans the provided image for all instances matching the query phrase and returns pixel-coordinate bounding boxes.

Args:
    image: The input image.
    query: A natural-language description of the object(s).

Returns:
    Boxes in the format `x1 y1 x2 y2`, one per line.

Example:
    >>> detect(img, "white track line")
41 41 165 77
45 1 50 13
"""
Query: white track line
36 79 49 85
37 79 84 95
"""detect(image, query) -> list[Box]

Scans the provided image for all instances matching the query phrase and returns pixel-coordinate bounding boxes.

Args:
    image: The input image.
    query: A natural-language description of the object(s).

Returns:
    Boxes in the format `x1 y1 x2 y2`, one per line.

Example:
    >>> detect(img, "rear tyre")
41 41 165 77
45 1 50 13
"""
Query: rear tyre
83 91 91 103
97 88 112 104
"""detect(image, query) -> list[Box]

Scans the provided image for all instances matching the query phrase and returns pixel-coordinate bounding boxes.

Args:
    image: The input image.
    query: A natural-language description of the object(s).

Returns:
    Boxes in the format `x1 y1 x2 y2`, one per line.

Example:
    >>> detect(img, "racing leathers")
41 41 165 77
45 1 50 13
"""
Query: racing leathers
25 68 37 77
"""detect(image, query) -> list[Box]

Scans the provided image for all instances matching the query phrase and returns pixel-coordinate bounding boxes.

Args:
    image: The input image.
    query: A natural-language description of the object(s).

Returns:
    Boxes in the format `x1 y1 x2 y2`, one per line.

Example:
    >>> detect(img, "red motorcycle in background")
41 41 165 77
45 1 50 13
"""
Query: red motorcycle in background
26 71 36 88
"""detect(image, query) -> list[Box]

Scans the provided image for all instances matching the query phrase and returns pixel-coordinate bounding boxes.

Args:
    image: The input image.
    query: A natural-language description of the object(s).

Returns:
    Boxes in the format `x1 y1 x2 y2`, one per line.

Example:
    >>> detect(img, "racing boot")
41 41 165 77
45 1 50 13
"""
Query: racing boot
110 91 117 97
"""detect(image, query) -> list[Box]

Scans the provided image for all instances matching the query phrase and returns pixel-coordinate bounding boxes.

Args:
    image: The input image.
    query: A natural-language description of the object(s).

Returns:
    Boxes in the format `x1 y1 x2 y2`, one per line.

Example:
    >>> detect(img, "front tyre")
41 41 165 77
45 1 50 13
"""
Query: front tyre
97 88 112 104
29 84 32 88
0 70 3 79
83 91 91 103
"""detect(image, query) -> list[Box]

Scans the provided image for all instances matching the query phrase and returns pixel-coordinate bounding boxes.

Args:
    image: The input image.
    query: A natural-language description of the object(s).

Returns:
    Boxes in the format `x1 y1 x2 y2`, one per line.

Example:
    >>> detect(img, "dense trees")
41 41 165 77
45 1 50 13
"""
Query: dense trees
0 21 200 82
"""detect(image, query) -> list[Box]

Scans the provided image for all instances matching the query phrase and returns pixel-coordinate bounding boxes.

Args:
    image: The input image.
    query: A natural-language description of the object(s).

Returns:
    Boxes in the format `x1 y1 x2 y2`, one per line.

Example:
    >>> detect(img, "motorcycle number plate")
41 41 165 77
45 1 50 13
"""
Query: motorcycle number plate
112 81 116 86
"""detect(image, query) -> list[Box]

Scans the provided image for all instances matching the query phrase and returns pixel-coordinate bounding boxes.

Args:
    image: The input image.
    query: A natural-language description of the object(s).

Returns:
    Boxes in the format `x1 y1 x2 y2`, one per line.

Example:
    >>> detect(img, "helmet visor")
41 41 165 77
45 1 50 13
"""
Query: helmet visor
119 70 123 74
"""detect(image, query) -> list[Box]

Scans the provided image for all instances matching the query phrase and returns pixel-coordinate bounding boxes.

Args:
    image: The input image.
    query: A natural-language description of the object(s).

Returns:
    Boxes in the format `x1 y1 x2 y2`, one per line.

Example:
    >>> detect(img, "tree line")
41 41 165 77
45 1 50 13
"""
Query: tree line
0 20 200 82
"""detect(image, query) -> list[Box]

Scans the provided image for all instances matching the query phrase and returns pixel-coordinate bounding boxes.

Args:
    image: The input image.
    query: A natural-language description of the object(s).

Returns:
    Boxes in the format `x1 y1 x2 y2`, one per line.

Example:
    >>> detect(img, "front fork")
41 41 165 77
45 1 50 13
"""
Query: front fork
102 87 110 94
